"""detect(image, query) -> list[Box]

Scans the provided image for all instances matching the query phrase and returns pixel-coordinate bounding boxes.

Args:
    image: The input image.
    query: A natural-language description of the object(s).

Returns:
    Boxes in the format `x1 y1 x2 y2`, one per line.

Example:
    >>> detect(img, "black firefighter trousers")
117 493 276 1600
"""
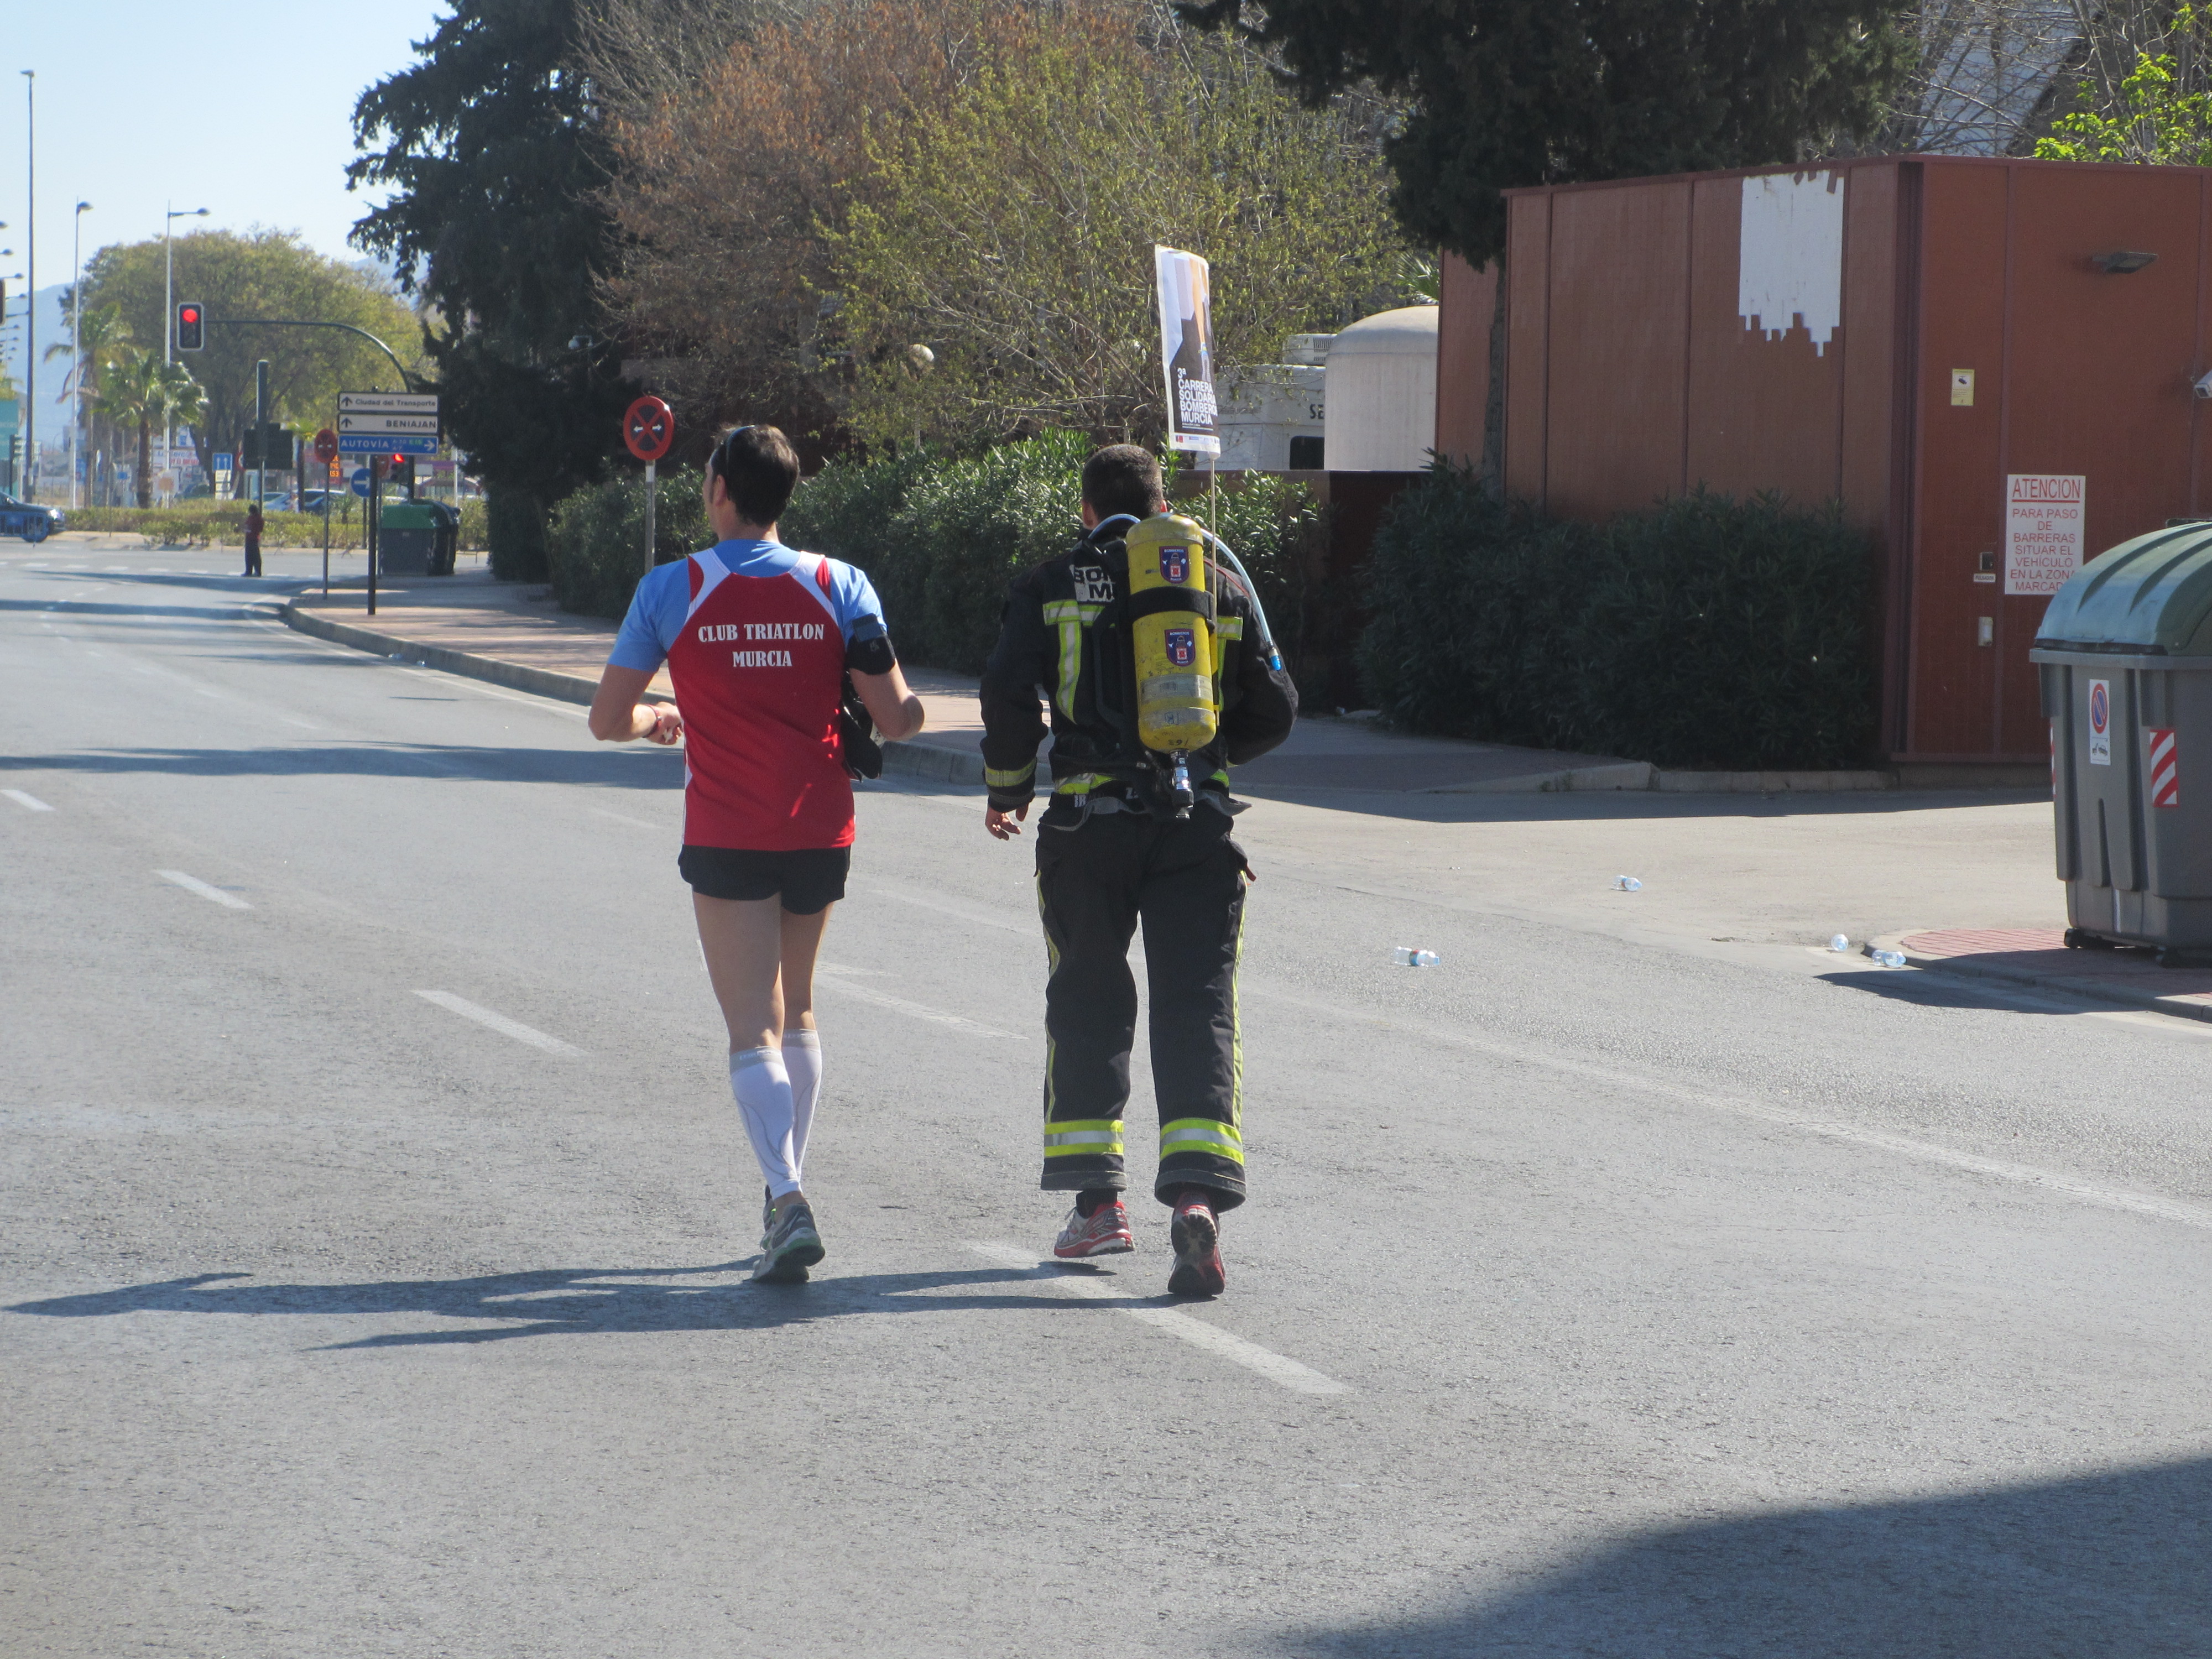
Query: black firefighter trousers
1034 800 1249 1211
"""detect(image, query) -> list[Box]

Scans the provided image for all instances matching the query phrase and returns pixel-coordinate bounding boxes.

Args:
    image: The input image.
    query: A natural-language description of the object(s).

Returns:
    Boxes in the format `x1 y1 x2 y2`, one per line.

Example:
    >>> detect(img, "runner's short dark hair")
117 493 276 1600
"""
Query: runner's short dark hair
1082 445 1165 523
709 425 802 526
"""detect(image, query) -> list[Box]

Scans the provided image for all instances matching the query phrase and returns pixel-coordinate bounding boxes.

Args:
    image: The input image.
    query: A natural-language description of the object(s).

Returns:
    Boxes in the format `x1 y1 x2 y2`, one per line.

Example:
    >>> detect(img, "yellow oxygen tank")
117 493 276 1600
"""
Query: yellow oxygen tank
1125 513 1219 760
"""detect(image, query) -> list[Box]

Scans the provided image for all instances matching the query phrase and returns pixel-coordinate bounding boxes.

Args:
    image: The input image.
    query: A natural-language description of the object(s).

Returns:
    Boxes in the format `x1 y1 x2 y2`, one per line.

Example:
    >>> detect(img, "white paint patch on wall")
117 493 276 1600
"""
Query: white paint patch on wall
1739 171 1846 354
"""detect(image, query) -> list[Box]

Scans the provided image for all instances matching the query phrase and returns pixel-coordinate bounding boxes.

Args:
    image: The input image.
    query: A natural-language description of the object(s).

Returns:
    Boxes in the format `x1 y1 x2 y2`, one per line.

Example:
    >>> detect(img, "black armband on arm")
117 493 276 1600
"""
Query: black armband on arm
846 616 897 676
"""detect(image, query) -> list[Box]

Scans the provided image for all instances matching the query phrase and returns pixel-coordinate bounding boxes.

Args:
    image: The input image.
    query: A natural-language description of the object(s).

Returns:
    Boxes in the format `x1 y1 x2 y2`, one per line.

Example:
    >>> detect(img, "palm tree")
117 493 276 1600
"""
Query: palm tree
95 355 207 508
46 305 133 489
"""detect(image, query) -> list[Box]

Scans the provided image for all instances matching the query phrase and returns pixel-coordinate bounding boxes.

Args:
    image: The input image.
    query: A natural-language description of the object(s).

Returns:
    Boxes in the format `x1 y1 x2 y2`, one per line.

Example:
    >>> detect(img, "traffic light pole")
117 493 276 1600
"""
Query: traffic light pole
367 458 382 618
202 317 416 391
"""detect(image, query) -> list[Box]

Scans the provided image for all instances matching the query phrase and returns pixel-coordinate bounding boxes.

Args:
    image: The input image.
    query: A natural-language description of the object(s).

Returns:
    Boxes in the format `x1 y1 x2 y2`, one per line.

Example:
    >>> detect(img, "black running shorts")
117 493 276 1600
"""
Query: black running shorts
678 846 851 914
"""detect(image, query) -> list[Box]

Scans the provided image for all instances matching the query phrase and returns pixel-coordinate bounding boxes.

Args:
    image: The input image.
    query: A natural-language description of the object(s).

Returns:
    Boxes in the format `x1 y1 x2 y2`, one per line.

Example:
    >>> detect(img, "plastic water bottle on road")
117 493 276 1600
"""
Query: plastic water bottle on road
1872 949 1907 968
1390 947 1440 968
1828 933 1850 952
1613 875 1642 891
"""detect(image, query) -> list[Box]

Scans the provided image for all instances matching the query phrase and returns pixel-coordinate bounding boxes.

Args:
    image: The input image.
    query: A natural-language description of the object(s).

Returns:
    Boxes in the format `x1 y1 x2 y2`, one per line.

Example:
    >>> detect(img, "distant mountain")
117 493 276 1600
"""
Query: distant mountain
3 281 74 430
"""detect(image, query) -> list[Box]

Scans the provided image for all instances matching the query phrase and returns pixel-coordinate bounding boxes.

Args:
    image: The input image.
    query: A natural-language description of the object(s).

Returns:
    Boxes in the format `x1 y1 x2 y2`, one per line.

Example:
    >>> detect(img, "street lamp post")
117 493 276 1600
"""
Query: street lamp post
20 71 33 504
162 204 207 501
70 201 88 509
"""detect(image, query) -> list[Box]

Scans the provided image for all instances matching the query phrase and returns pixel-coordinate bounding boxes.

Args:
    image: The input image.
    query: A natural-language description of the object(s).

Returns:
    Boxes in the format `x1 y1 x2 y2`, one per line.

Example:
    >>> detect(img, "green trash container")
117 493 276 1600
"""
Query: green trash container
425 500 460 573
378 500 446 576
2031 520 2212 963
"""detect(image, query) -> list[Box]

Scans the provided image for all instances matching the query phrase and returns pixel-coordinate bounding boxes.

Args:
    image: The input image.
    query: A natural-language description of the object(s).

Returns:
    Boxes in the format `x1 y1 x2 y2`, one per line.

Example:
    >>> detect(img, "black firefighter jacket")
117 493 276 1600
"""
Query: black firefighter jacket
979 522 1299 812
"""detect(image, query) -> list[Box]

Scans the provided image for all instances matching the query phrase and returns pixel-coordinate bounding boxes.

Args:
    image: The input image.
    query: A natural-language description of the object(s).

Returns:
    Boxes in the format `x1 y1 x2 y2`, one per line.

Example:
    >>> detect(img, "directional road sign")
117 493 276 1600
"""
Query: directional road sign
338 433 439 456
339 392 438 415
351 467 373 498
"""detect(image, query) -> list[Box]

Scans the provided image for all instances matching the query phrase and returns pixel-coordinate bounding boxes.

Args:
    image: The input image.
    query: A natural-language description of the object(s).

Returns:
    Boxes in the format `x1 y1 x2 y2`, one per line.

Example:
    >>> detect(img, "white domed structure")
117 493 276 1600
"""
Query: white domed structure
1323 305 1438 472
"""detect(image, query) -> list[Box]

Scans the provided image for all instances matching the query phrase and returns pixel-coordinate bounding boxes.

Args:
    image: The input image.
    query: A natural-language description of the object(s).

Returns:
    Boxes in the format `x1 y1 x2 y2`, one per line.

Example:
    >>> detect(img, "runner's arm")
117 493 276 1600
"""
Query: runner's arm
852 663 924 742
588 665 681 744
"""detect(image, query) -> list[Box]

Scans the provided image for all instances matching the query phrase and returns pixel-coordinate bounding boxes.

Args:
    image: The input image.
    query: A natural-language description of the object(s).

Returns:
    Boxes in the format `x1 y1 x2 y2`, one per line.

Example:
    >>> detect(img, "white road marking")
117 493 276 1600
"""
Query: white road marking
156 870 253 910
414 990 583 1055
816 966 1026 1040
1243 980 2212 1235
967 1243 1349 1396
591 806 664 831
397 668 590 720
3 789 55 812
281 717 321 729
857 879 1029 935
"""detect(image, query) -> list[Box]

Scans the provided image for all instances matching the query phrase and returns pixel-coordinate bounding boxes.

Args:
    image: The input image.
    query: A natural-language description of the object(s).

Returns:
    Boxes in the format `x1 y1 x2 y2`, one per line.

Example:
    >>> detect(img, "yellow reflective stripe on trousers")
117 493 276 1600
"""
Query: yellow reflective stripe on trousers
1041 599 1085 719
985 761 1036 790
1044 1119 1125 1156
1159 1118 1243 1161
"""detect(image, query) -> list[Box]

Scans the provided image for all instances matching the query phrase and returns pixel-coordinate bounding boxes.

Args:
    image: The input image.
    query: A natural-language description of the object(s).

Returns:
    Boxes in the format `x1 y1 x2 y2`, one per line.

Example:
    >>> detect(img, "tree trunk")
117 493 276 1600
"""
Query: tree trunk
1480 253 1509 500
137 416 152 509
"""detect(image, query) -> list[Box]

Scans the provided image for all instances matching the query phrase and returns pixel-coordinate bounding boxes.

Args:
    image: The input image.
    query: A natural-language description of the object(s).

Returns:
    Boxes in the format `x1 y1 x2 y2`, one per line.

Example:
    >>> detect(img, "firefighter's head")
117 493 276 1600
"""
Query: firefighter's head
1080 444 1165 529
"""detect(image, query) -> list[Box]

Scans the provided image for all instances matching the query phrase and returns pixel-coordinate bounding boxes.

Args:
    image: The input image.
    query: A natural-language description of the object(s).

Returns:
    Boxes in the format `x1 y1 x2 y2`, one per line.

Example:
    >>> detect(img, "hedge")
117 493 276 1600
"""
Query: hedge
62 497 489 555
545 466 709 620
1358 461 1876 770
539 436 1324 679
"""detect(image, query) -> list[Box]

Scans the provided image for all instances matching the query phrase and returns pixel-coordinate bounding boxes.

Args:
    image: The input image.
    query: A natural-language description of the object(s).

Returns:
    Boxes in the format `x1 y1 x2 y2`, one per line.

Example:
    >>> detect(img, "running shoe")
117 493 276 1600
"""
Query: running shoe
753 1201 825 1284
760 1185 774 1251
1053 1199 1135 1259
1166 1195 1225 1297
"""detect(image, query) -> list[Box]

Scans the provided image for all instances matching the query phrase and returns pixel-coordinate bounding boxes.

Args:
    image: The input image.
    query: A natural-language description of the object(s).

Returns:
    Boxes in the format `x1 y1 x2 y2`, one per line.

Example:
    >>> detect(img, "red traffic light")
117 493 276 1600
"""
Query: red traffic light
176 302 206 351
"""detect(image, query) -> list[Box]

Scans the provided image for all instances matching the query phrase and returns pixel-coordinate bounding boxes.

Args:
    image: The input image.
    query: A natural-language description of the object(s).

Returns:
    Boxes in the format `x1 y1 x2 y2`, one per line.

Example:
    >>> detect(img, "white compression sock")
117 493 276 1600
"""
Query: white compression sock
729 1047 801 1198
783 1029 823 1181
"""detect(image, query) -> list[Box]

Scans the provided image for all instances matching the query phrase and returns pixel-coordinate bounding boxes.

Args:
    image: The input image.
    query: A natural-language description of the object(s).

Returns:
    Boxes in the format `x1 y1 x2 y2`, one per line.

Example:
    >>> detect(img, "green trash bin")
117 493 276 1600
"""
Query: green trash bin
379 500 448 576
2031 520 2212 963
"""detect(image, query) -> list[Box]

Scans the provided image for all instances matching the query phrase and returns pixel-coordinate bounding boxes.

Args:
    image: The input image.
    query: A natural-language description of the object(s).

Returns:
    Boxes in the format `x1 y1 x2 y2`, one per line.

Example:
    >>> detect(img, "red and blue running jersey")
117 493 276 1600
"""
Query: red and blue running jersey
609 540 890 850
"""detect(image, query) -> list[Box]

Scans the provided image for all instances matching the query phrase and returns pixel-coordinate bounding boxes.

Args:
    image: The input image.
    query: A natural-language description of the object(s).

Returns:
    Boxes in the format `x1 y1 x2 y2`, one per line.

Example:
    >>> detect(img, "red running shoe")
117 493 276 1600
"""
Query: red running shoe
1053 1199 1134 1259
1167 1195 1225 1297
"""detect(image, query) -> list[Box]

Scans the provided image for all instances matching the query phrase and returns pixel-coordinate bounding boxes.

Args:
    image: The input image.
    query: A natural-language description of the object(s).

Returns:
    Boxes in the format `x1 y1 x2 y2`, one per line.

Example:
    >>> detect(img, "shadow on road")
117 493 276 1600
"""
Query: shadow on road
0 743 680 789
1280 1459 2212 1657
1817 967 2127 1018
6 1260 1111 1348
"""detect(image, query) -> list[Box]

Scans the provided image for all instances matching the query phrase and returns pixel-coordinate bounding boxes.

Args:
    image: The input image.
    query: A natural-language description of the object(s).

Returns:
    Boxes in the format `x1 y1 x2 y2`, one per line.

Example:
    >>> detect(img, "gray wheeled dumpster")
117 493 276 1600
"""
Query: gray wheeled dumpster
2031 520 2212 964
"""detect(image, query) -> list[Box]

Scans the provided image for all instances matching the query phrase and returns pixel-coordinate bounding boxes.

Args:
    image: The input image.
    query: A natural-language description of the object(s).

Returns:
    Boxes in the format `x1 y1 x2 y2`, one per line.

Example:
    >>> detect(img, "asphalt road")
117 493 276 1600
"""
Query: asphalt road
5 542 2210 1658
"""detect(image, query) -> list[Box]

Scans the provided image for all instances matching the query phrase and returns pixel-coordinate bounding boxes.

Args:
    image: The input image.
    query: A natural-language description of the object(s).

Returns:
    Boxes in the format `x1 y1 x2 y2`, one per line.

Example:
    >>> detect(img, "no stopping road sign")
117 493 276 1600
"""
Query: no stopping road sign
624 396 675 462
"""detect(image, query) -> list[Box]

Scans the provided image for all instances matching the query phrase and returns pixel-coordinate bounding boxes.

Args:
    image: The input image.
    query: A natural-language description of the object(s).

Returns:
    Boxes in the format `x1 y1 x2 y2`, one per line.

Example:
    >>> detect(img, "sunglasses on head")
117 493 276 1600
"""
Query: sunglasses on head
711 425 755 479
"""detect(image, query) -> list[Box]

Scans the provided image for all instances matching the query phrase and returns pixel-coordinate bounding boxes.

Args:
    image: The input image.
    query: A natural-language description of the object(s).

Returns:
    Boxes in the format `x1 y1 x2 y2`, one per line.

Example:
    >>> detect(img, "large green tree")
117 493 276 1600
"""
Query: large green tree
349 0 638 570
76 231 423 489
1178 0 1906 264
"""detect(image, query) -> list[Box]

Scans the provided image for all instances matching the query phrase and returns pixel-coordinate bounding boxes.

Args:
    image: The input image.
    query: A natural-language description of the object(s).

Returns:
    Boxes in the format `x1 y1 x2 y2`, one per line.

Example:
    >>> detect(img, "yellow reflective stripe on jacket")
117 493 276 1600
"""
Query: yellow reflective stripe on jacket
985 761 1037 790
1215 616 1244 640
1052 773 1104 795
1040 599 1086 719
1159 1118 1243 1161
1044 1119 1125 1157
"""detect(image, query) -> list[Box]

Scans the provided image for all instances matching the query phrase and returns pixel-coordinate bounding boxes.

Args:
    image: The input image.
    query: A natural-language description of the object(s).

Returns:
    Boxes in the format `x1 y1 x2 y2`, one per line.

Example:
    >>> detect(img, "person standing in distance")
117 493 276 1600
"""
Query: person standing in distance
242 499 263 578
588 425 924 1283
978 445 1296 1296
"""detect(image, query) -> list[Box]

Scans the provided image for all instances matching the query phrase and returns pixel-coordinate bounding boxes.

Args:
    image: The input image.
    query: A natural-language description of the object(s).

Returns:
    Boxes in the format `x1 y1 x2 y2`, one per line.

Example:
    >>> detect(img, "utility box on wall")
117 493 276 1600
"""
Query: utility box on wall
1436 155 2212 777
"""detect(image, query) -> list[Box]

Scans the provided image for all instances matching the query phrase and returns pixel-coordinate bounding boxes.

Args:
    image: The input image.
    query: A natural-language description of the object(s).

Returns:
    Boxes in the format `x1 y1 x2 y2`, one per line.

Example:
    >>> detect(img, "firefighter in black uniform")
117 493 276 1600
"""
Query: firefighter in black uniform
980 445 1297 1296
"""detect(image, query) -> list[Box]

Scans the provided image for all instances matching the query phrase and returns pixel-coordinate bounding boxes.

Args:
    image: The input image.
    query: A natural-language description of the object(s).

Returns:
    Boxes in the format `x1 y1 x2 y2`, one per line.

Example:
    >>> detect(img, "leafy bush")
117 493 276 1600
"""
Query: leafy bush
1359 461 1876 770
781 435 1324 677
487 486 550 583
457 497 488 551
545 467 710 619
63 502 368 550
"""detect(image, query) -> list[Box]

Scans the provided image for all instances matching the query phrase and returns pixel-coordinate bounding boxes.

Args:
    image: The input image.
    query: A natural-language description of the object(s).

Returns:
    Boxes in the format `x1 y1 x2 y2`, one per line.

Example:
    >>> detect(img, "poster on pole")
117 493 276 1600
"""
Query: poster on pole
2005 474 2086 596
1155 245 1220 456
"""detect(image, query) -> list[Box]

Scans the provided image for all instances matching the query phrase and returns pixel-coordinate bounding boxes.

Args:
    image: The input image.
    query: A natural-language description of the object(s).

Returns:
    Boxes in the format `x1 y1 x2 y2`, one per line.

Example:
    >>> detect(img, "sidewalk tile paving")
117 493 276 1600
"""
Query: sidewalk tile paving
1895 926 2212 1022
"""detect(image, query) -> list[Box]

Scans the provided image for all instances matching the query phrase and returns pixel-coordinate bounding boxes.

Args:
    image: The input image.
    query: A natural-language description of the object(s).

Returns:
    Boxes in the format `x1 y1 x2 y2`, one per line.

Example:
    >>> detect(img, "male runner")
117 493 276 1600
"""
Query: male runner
978 445 1296 1296
588 425 923 1282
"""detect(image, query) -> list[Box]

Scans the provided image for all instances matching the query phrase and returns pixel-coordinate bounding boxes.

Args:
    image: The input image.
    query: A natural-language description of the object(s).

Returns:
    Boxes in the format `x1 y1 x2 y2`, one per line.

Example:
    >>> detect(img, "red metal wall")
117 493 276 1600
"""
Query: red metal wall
1452 156 2212 770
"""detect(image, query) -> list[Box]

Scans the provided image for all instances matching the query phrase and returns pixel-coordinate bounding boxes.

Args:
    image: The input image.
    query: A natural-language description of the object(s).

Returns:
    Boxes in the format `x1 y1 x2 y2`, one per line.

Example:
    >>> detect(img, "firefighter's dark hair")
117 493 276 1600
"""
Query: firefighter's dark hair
1081 444 1165 523
708 424 801 526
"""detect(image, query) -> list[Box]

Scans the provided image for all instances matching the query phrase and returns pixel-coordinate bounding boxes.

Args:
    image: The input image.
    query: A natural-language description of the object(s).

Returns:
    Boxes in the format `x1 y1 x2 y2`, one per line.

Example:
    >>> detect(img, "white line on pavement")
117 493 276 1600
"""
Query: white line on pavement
414 990 583 1055
591 806 664 831
967 1243 1349 1395
816 966 1026 1040
3 789 55 812
156 870 253 910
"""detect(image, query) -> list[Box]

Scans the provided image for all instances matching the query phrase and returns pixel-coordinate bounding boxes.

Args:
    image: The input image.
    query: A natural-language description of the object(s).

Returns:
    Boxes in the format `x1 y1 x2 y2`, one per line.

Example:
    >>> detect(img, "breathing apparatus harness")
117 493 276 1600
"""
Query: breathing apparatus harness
1081 511 1283 820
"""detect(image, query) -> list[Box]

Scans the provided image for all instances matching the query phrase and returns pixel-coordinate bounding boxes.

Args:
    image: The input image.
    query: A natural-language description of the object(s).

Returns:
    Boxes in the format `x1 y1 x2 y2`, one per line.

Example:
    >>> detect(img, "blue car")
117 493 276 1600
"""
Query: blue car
0 491 64 543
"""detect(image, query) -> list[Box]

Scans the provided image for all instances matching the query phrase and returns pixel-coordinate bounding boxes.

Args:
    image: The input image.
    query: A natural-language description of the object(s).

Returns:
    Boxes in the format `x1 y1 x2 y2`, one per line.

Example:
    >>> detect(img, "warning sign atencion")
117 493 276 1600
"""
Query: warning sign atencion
2005 474 2086 596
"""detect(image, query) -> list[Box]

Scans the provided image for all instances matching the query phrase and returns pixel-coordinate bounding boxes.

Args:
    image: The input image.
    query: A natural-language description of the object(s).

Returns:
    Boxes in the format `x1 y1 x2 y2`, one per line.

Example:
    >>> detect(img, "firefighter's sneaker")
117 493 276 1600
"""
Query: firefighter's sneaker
753 1200 825 1284
1053 1199 1134 1259
1166 1196 1225 1297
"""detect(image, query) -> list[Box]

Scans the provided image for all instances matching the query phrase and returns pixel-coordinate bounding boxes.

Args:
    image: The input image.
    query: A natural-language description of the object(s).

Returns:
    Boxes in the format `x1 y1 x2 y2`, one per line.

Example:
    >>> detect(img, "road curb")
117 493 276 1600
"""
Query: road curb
1870 931 2212 1026
276 597 981 784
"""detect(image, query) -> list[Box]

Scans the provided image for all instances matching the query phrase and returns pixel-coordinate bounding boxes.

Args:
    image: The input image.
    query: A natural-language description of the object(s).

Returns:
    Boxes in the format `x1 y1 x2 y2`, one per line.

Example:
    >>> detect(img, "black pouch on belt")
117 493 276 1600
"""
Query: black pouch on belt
838 671 883 780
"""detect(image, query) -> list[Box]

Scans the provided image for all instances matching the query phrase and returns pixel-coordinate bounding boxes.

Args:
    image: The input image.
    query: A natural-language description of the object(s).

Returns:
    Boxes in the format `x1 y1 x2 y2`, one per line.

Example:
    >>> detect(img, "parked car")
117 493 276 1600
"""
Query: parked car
0 491 64 543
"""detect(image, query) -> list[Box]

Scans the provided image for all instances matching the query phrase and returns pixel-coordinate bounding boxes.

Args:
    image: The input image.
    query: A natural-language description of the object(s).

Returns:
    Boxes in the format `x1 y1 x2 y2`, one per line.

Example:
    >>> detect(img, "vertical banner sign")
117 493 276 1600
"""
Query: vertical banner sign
1155 246 1220 456
2088 679 2111 766
2005 474 2086 595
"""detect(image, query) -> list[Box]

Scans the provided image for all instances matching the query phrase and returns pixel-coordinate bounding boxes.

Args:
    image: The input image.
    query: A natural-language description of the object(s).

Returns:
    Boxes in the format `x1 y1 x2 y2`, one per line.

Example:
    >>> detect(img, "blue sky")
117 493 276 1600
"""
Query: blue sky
4 0 452 393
